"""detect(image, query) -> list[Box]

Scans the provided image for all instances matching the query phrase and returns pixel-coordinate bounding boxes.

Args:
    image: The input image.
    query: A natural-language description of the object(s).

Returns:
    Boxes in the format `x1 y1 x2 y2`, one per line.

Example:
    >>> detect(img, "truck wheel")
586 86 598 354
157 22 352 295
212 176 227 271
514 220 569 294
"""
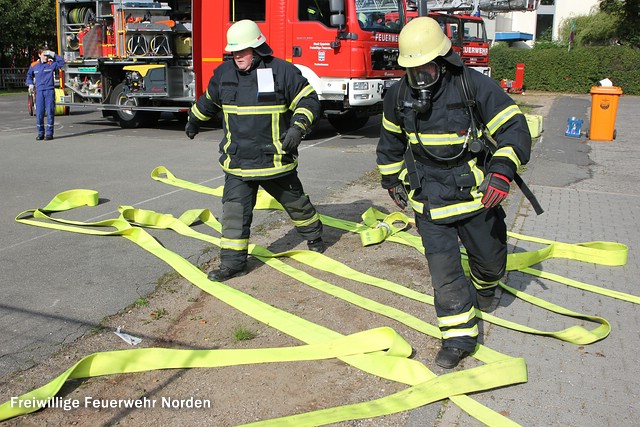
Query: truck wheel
110 83 159 128
327 112 369 133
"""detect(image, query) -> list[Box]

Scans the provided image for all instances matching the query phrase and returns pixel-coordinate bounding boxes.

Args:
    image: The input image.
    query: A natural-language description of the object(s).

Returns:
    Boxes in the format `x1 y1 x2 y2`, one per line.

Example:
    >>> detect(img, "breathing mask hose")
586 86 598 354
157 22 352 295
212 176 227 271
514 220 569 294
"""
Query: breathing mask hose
412 88 468 163
413 89 432 115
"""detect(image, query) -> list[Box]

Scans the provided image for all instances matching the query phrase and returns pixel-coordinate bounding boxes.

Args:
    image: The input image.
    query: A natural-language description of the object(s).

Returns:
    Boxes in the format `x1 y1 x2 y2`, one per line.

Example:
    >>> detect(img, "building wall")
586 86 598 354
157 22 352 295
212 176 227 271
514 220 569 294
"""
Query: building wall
488 0 599 44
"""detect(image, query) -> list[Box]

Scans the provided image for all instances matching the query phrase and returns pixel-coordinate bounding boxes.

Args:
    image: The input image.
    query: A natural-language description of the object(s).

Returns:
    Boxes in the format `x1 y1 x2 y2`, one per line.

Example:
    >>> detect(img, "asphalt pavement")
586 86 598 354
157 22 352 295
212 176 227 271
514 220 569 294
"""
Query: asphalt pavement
0 95 380 380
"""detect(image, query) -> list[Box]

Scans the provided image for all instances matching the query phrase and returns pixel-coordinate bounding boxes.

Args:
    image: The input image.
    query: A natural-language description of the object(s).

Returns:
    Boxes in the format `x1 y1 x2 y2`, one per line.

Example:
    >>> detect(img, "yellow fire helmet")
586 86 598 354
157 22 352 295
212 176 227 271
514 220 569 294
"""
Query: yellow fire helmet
398 17 452 68
225 19 273 56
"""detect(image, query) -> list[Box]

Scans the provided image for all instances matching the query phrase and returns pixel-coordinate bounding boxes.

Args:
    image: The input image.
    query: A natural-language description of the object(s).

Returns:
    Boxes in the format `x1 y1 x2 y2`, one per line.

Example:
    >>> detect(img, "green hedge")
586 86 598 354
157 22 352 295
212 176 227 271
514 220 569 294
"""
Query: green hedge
489 44 640 95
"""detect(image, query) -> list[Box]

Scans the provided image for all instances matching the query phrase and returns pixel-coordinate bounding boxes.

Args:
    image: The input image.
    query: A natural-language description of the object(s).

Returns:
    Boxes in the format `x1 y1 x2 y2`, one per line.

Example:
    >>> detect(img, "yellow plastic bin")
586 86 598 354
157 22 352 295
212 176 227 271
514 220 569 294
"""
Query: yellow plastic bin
589 86 623 141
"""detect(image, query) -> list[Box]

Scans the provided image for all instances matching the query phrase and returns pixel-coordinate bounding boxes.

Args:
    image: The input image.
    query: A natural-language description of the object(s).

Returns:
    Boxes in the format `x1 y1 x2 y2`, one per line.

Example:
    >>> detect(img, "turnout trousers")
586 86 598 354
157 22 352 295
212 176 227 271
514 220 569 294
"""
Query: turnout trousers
415 207 507 352
35 88 56 137
220 172 323 270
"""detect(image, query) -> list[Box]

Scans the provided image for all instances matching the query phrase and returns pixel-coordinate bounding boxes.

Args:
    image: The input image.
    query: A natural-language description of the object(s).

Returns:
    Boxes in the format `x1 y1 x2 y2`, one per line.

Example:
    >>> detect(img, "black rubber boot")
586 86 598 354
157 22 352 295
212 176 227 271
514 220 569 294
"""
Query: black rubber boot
435 347 470 369
476 288 496 311
477 287 501 312
36 135 44 141
307 238 326 253
207 265 247 281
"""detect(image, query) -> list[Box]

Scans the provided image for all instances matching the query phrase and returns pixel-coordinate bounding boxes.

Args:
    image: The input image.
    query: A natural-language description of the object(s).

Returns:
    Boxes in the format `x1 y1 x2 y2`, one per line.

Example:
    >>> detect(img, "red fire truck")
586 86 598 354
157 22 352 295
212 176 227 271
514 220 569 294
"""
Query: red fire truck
435 12 490 75
385 9 490 75
56 0 410 131
55 0 538 131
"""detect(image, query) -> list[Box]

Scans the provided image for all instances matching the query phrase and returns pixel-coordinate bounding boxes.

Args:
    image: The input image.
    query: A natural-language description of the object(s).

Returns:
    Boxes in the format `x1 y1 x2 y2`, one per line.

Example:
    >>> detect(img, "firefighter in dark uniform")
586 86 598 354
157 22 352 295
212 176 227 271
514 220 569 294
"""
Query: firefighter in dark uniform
185 20 324 281
376 17 531 369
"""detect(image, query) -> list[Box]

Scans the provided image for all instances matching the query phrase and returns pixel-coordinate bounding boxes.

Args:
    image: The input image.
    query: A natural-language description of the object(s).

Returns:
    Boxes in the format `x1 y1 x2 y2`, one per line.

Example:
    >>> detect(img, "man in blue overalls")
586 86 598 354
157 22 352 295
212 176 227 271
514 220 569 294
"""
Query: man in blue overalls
26 47 65 141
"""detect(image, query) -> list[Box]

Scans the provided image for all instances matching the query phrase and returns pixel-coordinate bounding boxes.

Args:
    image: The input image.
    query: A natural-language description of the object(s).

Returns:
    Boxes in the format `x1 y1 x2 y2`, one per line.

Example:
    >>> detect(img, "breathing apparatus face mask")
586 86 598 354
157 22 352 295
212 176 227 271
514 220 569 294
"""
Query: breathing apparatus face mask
407 61 441 91
406 60 443 114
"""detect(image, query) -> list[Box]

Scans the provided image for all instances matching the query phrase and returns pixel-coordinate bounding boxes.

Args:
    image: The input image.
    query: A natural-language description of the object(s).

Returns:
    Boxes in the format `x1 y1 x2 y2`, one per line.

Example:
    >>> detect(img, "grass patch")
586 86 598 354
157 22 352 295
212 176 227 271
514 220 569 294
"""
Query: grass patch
134 297 149 307
0 89 26 96
150 308 167 319
233 325 258 342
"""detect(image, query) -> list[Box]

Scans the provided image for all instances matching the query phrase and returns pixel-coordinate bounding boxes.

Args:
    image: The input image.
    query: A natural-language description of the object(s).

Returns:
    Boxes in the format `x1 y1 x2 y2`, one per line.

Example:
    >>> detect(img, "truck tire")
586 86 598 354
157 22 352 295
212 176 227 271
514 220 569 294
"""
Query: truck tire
327 111 369 133
110 83 159 128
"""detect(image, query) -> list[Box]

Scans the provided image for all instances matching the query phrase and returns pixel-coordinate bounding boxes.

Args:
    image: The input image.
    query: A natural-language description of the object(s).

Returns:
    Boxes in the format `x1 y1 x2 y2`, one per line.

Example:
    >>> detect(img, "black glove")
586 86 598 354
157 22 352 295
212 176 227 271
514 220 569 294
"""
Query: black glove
282 125 304 153
388 182 409 210
185 121 200 140
479 172 510 208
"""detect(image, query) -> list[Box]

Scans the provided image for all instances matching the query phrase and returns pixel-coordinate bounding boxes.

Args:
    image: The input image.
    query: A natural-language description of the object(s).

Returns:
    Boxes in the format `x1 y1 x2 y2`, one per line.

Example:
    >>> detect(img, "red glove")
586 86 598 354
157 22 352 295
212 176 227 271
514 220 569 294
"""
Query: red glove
388 182 408 210
479 173 510 208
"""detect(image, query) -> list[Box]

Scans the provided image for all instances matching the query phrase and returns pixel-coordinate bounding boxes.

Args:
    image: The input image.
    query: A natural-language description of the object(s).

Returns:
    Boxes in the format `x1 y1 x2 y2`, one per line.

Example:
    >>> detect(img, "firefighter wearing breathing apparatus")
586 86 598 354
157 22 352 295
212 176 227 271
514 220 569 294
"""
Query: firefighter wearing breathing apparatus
186 19 324 281
376 17 531 369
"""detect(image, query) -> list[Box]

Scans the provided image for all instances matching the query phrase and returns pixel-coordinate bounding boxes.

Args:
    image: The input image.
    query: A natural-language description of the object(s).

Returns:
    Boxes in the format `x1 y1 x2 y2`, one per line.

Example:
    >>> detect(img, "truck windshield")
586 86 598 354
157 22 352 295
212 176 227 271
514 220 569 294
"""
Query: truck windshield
463 20 487 42
356 0 402 33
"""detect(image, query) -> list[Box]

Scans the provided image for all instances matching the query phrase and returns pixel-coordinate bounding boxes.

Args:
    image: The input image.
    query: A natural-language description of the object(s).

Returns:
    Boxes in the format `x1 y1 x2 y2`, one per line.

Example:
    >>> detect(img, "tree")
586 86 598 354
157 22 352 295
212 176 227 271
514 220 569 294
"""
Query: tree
558 11 619 47
599 0 640 47
0 0 57 67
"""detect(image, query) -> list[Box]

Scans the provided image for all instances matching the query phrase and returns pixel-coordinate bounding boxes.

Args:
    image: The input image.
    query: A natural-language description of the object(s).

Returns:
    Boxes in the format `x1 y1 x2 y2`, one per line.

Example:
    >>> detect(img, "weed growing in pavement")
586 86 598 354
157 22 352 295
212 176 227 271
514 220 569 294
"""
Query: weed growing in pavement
134 297 149 307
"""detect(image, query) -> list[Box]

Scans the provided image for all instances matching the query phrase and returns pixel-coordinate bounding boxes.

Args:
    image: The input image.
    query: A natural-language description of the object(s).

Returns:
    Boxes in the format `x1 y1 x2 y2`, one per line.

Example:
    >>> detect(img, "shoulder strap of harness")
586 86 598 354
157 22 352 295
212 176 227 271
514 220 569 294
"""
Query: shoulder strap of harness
393 77 422 190
455 66 544 215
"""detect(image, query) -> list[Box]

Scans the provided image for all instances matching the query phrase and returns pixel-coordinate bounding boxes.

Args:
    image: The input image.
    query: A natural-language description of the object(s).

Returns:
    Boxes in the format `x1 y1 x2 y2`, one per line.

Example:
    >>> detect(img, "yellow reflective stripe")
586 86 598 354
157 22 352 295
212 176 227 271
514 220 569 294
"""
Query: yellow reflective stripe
294 107 314 124
492 146 522 169
293 121 308 133
442 325 479 339
377 160 404 176
382 115 402 134
222 104 288 115
270 114 283 168
190 105 211 122
469 158 484 186
221 112 233 170
470 272 499 289
409 197 423 214
205 88 212 100
486 104 521 135
430 199 484 221
408 132 466 146
221 162 298 178
290 84 315 110
293 212 320 228
220 237 249 251
438 307 476 327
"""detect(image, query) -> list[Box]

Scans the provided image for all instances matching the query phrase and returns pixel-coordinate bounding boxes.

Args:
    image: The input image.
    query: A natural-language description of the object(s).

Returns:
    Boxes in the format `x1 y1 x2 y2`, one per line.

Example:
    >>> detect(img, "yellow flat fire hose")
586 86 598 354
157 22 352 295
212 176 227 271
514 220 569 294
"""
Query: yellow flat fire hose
9 189 526 426
6 163 634 425
153 204 611 345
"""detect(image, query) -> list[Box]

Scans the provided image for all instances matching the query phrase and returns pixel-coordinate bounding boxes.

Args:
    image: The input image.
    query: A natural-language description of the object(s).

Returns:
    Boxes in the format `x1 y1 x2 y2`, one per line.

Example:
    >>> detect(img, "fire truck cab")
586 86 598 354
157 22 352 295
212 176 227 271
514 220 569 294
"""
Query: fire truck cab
57 0 409 132
386 9 490 75
432 12 490 75
195 0 407 132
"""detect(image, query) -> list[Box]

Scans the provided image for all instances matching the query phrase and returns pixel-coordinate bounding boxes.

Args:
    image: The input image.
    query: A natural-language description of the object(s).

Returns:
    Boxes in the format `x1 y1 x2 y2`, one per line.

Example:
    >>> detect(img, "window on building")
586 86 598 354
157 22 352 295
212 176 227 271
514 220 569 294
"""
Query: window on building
536 14 554 40
229 0 265 22
540 0 554 4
